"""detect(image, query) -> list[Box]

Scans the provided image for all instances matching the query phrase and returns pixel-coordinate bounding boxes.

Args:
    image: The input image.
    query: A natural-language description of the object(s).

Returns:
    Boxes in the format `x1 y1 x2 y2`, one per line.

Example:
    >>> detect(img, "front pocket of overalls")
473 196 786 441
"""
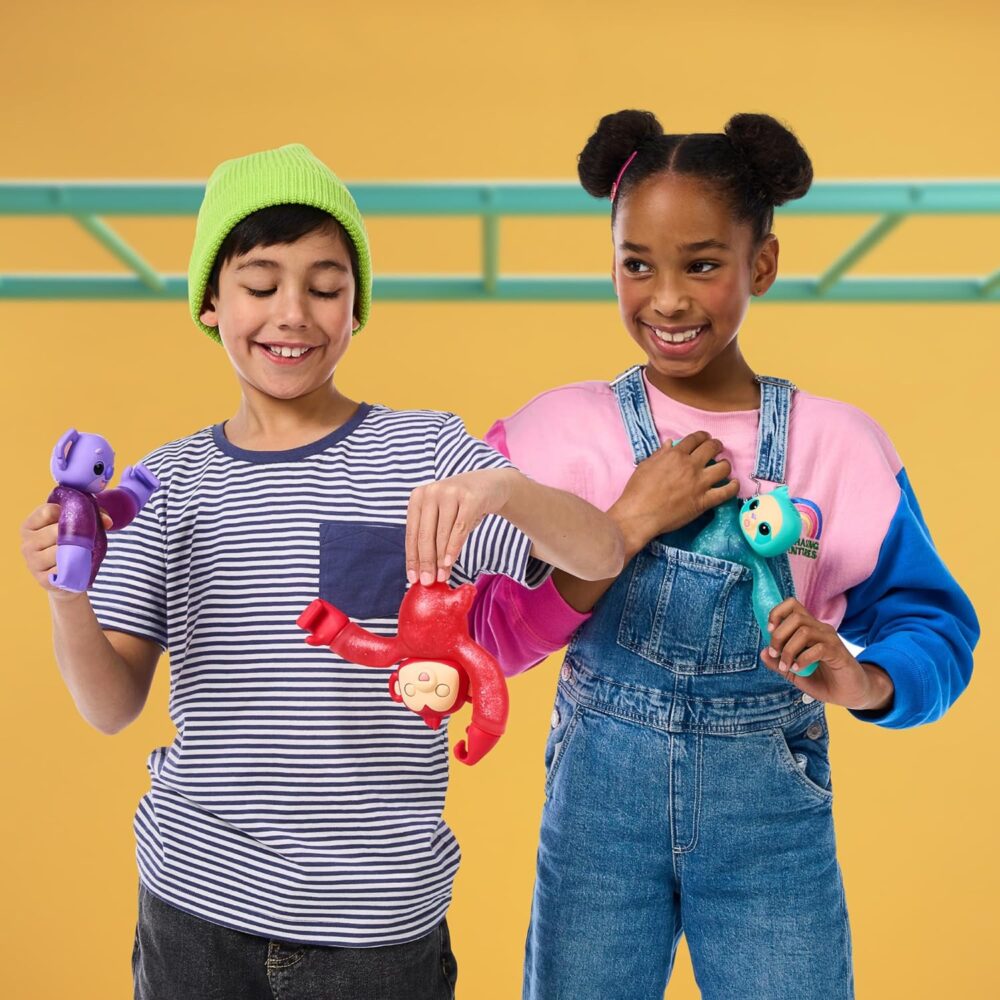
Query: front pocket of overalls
318 521 407 620
544 682 582 796
772 713 834 804
616 541 760 673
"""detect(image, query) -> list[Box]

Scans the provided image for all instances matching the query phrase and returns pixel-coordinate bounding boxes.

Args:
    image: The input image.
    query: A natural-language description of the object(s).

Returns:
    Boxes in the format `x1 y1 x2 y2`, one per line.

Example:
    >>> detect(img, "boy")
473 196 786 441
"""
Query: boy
20 144 623 1000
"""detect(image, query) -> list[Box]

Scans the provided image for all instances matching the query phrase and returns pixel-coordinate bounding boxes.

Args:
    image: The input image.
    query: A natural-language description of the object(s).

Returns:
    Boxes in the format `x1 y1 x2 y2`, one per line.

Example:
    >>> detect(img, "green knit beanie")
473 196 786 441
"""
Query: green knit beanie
188 143 372 341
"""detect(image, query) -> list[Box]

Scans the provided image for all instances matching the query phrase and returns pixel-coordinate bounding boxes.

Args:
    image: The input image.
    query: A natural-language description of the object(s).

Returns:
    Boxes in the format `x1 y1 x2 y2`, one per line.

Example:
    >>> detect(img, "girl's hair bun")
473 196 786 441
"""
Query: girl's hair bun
578 110 664 198
724 113 813 206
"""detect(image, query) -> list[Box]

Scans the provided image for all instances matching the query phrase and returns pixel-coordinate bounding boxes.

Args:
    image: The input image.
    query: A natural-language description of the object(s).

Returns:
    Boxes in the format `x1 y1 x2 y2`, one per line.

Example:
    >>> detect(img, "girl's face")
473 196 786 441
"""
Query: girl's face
612 173 778 386
200 226 359 404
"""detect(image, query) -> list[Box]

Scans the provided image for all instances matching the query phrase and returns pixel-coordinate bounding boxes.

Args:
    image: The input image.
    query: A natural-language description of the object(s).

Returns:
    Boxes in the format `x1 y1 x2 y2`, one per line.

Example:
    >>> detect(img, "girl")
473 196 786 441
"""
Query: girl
471 111 978 999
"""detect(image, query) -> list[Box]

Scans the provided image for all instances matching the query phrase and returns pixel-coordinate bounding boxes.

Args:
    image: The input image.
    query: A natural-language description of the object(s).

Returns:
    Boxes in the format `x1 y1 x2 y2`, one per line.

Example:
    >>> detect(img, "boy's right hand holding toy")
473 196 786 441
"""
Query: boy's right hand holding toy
21 504 114 600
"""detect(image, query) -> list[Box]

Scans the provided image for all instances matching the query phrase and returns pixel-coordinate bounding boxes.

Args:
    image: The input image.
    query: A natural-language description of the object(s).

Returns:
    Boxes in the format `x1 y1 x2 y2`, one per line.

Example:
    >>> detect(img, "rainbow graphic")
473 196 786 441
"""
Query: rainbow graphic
791 497 823 540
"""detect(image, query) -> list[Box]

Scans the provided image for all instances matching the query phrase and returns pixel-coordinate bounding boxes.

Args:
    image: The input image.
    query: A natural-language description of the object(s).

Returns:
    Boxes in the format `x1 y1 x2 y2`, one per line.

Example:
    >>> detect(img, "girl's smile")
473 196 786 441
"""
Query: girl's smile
641 321 710 357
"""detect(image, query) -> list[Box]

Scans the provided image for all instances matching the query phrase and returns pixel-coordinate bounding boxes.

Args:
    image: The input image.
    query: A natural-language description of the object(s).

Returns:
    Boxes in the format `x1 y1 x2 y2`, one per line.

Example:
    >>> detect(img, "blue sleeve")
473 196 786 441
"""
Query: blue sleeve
841 468 979 729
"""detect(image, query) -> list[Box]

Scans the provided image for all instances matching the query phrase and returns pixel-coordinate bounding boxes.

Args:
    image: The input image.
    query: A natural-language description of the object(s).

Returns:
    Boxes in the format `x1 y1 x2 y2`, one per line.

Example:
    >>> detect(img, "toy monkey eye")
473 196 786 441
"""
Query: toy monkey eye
403 683 416 697
758 523 771 536
93 462 105 476
435 684 451 697
748 499 760 510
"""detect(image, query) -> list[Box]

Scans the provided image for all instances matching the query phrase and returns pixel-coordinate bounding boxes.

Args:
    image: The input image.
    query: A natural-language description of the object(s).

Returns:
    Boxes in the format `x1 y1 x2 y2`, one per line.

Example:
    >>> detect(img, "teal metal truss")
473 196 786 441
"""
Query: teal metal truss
1 180 999 302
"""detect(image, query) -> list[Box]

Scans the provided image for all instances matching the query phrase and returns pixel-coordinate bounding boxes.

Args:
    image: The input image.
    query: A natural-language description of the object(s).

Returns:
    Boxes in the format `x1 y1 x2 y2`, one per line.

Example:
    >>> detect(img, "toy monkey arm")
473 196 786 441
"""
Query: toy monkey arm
298 599 403 667
452 637 509 765
96 464 160 529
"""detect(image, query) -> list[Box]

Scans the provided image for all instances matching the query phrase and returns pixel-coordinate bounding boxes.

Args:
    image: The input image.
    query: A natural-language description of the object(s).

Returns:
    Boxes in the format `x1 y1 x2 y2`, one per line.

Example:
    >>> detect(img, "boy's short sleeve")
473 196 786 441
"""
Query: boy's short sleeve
433 414 550 589
88 460 169 650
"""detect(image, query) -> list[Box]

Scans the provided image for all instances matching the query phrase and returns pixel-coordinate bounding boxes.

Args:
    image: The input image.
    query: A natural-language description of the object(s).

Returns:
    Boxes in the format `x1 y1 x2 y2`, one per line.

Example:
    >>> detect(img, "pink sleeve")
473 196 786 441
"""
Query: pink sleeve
472 417 591 676
470 574 590 677
483 419 509 456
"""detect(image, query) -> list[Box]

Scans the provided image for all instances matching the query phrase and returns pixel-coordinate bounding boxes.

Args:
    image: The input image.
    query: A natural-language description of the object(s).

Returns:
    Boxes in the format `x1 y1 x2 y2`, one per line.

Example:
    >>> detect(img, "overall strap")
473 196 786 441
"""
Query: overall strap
752 375 796 486
610 365 660 464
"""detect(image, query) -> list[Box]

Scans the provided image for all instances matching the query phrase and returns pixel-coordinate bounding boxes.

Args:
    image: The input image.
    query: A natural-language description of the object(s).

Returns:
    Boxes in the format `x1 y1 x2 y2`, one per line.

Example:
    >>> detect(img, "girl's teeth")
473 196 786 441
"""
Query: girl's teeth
651 325 703 344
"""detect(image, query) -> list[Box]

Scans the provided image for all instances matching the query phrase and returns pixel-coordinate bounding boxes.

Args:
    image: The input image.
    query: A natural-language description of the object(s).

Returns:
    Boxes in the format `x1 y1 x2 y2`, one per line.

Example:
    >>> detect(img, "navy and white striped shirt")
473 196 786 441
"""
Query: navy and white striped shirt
88 403 544 947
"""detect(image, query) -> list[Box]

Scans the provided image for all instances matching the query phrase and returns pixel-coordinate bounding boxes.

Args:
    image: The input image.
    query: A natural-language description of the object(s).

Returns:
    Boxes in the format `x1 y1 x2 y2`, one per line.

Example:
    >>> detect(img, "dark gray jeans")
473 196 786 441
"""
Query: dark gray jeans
133 884 458 1000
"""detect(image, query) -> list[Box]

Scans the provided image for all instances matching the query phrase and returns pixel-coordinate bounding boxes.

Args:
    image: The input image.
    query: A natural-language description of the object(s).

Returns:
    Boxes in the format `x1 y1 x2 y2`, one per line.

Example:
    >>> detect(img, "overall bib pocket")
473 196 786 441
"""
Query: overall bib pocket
617 541 761 674
318 521 408 620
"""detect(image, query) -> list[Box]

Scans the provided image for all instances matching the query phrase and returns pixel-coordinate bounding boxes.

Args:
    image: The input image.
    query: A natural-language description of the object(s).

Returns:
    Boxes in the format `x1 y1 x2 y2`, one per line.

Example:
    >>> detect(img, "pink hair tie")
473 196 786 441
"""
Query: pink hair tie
609 150 638 202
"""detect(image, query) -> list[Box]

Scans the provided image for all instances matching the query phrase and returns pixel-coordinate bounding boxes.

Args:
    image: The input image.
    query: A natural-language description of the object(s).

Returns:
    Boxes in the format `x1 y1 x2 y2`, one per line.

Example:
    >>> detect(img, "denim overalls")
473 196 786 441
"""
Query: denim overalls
524 367 854 1000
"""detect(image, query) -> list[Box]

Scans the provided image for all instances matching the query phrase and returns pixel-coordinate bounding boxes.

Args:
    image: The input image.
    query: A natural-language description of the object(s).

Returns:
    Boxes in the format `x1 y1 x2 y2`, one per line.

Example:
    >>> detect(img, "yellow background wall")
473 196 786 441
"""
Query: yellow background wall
2 2 997 997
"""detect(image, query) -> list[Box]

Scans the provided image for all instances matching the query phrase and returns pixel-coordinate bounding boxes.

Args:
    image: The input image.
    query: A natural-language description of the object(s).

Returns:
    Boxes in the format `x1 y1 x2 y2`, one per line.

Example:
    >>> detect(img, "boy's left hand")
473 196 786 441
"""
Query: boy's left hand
405 469 518 586
761 598 894 713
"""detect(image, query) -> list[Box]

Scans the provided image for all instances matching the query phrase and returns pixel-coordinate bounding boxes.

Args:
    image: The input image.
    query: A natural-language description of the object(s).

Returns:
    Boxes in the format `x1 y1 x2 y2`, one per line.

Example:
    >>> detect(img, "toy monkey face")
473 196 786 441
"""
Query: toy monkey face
740 489 801 557
394 659 462 714
51 431 115 493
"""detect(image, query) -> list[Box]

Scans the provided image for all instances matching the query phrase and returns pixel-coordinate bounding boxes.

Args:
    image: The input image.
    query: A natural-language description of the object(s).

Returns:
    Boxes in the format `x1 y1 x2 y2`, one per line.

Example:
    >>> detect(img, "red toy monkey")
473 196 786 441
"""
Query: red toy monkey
297 582 509 766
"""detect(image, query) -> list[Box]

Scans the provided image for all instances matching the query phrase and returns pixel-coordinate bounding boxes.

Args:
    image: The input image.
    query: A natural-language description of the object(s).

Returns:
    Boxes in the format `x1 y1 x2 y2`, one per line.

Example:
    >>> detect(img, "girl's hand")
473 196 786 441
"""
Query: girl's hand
20 503 113 599
611 431 741 558
405 469 519 586
761 598 894 712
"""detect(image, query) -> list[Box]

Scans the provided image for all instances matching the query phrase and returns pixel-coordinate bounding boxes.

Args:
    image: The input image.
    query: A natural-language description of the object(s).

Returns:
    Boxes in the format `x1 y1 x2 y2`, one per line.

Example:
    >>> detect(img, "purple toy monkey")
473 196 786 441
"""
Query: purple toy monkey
47 429 160 592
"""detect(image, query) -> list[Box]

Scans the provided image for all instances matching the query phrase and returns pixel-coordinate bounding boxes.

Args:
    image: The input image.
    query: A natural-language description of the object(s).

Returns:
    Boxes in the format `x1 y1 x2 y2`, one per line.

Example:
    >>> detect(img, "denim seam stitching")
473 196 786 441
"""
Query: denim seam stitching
544 707 584 796
672 731 704 855
567 685 820 736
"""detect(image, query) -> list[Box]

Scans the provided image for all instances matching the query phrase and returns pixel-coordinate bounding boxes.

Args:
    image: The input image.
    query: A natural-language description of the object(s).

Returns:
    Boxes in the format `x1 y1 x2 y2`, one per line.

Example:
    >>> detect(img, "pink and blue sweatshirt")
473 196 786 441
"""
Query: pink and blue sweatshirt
471 370 978 730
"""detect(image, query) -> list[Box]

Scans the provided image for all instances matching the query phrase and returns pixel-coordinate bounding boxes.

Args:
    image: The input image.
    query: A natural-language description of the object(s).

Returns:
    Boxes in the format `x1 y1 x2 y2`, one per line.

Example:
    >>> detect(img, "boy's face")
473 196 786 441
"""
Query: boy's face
200 226 359 403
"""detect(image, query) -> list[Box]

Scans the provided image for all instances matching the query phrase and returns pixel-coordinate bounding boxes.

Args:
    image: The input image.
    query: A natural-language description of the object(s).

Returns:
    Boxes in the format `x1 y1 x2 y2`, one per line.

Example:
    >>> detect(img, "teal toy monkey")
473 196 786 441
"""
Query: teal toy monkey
691 484 818 678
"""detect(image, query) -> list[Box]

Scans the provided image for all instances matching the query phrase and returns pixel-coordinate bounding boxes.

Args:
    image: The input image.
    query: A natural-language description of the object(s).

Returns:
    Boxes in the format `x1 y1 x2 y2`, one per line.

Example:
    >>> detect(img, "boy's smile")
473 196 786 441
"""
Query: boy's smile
256 341 319 364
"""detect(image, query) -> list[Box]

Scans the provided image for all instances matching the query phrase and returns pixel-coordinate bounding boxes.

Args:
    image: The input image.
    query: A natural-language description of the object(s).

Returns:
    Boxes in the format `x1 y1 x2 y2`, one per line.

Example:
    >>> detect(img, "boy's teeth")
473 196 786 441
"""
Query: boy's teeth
652 325 703 344
267 345 310 358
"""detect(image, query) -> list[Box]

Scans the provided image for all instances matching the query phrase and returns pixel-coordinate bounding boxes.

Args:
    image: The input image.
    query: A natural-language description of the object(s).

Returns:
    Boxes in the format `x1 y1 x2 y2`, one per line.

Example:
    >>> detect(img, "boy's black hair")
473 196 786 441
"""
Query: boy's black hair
202 204 361 318
578 110 813 244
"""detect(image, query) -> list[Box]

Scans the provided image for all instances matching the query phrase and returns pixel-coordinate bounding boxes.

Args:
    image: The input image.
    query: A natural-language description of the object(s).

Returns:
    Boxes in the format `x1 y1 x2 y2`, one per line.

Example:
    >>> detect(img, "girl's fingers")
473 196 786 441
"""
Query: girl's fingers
767 597 803 632
792 642 827 674
702 478 741 511
768 609 809 652
690 436 725 468
672 431 711 455
776 625 814 671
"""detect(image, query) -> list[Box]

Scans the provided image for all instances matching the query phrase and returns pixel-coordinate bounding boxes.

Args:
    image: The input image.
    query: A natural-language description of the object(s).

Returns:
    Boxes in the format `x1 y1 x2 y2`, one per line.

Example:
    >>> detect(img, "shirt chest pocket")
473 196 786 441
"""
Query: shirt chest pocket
318 521 408 621
616 541 761 674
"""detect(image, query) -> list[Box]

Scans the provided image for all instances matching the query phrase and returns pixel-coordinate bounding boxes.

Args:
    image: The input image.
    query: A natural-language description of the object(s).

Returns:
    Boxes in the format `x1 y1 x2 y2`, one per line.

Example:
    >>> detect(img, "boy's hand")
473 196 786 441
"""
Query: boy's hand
20 503 113 600
405 469 519 585
761 598 894 712
611 432 741 558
